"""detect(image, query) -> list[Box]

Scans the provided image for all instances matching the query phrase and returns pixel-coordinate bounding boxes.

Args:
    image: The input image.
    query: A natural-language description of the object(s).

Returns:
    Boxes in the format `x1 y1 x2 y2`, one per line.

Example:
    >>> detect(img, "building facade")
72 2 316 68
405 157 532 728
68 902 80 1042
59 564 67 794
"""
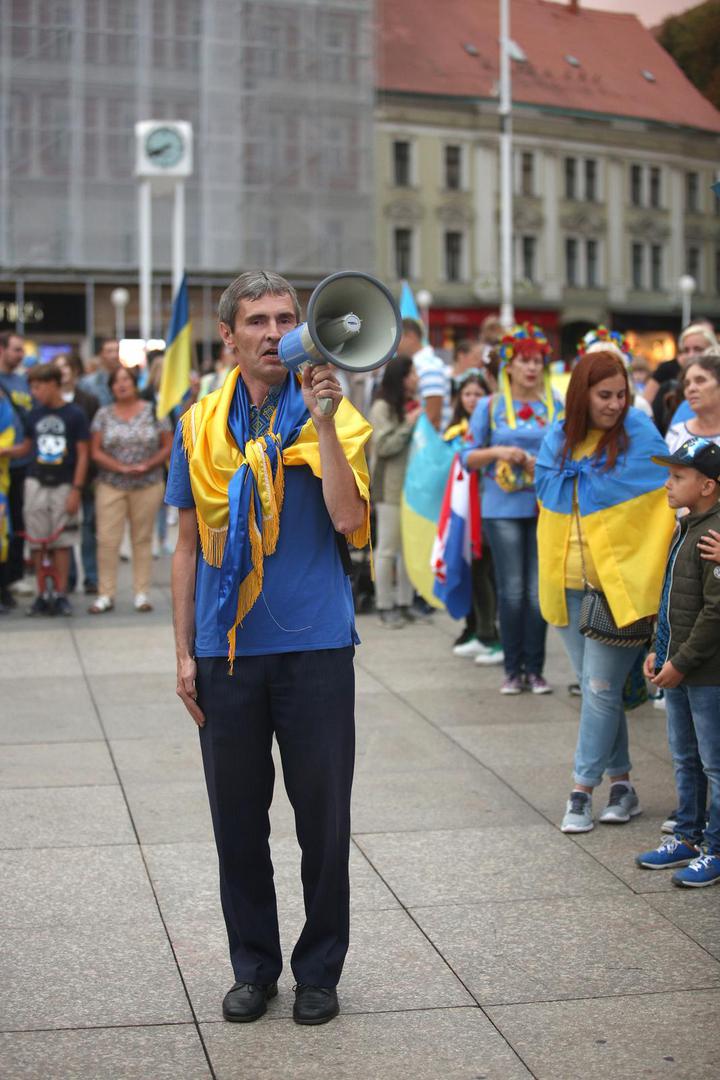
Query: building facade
375 0 720 359
0 0 375 354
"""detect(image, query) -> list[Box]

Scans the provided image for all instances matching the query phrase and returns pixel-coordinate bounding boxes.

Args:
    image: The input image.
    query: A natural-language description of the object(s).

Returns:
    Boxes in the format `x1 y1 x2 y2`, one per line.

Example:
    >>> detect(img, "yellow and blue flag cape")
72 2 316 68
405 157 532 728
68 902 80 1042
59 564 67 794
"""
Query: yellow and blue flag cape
536 408 676 628
158 275 192 419
0 394 14 562
401 413 456 608
182 367 371 663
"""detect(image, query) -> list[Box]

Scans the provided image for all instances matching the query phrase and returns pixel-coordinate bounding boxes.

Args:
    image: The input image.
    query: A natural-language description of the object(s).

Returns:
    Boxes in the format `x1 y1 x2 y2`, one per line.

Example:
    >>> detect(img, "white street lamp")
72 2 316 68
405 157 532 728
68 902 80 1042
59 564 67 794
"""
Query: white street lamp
416 289 433 337
678 274 696 328
110 287 130 340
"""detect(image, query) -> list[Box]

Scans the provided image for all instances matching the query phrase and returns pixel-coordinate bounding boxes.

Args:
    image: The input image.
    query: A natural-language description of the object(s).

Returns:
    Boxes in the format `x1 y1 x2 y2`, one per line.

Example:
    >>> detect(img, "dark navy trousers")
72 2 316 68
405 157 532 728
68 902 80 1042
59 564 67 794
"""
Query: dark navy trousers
196 647 355 988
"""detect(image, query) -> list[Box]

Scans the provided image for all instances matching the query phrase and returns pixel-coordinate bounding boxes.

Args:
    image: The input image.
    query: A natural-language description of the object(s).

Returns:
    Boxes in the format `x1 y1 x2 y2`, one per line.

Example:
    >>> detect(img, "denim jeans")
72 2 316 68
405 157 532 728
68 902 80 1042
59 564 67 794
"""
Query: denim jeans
557 589 644 788
665 684 720 855
483 517 546 676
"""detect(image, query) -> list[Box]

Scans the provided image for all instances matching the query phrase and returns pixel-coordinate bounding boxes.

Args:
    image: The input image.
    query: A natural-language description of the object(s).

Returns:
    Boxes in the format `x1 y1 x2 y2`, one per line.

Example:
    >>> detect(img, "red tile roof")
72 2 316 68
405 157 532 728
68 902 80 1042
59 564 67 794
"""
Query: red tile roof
376 0 720 134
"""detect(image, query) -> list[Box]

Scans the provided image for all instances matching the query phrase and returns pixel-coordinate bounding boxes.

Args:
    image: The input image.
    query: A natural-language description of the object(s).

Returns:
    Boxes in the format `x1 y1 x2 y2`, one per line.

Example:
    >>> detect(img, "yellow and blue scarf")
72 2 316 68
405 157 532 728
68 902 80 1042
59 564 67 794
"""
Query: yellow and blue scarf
182 367 371 663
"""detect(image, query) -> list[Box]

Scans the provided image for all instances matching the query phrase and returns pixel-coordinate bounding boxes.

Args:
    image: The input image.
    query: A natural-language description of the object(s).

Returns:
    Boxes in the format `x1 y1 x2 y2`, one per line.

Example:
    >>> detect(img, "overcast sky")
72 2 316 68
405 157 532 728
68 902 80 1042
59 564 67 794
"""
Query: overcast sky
547 1 697 27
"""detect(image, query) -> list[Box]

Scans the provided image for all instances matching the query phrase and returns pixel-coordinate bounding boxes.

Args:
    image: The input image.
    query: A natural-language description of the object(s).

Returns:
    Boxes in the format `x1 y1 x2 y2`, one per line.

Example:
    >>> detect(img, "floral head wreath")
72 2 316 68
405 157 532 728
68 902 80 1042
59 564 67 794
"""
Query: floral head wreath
576 326 631 363
497 323 552 365
495 323 556 430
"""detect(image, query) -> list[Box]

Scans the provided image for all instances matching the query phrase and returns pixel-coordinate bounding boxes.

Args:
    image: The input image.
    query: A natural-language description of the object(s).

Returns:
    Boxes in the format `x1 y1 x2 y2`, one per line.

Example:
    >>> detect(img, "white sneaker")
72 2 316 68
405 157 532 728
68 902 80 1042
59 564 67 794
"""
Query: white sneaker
10 577 35 596
475 643 504 666
453 637 485 658
134 593 153 612
88 594 113 614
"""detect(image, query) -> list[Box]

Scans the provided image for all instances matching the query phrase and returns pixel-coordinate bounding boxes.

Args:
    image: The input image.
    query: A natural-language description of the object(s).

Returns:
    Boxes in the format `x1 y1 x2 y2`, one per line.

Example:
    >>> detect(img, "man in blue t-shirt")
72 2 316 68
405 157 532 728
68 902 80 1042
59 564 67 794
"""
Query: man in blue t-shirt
165 270 369 1027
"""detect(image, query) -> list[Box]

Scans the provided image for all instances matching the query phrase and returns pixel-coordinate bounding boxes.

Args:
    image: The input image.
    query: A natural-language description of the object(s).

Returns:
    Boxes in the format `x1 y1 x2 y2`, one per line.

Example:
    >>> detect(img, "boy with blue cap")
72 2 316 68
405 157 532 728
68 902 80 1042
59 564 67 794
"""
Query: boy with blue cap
636 437 720 886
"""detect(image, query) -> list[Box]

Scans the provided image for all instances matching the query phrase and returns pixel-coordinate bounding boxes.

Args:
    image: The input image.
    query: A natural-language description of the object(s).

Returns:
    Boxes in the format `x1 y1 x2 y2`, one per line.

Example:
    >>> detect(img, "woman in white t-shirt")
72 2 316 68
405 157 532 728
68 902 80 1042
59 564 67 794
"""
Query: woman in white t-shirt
665 352 720 457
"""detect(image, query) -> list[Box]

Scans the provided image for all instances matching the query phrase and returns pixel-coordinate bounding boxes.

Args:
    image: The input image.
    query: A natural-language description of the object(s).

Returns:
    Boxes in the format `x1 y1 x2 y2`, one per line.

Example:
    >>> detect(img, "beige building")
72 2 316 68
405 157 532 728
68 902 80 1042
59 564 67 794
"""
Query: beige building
375 0 720 359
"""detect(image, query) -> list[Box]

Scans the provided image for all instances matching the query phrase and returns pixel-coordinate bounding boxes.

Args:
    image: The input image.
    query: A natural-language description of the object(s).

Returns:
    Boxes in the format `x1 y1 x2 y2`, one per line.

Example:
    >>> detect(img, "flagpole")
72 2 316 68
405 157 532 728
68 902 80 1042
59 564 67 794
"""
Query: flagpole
172 180 185 301
499 0 515 328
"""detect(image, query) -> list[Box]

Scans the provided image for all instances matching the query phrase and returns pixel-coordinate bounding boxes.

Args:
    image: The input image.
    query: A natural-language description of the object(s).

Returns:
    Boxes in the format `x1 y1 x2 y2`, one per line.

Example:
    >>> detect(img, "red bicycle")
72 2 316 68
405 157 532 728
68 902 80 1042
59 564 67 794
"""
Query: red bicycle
20 519 78 616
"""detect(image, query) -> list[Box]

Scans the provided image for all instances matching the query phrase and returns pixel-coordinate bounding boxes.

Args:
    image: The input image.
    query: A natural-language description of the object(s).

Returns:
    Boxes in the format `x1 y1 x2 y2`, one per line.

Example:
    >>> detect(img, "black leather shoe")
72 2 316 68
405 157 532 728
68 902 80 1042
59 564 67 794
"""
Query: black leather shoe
222 981 278 1023
293 984 339 1025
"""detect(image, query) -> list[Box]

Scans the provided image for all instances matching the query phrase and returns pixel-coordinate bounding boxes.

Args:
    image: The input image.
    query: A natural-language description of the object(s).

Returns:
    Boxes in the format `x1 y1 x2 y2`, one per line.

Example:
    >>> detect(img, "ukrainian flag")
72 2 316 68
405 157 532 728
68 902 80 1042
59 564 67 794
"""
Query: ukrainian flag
536 408 676 628
158 275 192 419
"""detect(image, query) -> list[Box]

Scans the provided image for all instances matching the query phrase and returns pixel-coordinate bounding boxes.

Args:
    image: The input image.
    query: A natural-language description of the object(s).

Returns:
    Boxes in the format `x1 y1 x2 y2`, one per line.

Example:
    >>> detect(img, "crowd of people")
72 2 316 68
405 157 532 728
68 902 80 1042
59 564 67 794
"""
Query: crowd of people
1 277 719 1034
367 312 720 888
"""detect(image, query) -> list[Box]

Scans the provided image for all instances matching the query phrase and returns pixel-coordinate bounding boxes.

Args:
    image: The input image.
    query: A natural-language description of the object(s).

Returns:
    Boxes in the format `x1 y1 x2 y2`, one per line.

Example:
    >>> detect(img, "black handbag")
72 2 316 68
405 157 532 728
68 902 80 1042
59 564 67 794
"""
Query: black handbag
574 505 654 648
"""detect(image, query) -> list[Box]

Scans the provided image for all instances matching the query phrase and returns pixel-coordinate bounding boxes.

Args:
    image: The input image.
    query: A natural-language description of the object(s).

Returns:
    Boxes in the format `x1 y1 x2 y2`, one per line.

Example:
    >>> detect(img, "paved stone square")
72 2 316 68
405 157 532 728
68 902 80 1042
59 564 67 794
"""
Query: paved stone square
1 557 719 1079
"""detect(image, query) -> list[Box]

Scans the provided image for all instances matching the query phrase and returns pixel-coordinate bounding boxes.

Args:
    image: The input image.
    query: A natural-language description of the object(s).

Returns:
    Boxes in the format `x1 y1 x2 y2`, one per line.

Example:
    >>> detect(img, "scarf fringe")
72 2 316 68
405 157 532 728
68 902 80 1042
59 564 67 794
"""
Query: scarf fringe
196 518 227 568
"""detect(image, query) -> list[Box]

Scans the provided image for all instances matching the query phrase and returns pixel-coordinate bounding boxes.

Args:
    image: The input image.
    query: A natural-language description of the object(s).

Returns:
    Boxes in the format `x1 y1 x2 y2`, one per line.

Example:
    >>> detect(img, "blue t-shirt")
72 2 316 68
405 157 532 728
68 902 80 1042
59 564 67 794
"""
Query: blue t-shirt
164 423 360 657
461 394 558 519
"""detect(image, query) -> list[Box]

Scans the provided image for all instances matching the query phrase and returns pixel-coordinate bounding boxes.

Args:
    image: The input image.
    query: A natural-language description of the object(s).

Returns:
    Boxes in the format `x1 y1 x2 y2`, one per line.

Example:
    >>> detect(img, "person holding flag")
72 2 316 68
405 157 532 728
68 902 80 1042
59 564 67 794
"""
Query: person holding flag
433 371 502 664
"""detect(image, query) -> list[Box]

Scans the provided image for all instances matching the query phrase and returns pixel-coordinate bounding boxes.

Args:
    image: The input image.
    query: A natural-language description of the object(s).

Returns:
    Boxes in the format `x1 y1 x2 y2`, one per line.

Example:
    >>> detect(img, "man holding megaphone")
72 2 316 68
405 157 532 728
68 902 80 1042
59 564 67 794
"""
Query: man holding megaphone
165 269 400 1027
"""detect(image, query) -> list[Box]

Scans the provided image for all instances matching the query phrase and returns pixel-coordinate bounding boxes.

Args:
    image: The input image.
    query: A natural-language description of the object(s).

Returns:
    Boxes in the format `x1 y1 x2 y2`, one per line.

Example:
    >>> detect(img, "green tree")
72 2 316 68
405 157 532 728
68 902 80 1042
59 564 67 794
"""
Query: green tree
658 1 720 110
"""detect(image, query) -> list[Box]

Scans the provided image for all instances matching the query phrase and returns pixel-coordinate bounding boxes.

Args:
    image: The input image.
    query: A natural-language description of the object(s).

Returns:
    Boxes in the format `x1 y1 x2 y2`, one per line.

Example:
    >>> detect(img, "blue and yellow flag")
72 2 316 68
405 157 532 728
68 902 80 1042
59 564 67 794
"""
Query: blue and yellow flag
158 275 192 419
536 408 675 629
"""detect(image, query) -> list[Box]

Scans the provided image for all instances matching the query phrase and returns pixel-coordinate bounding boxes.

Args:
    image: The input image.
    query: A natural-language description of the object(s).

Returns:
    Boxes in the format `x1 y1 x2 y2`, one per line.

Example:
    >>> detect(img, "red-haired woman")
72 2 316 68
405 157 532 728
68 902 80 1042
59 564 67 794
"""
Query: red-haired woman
462 325 562 694
536 352 675 834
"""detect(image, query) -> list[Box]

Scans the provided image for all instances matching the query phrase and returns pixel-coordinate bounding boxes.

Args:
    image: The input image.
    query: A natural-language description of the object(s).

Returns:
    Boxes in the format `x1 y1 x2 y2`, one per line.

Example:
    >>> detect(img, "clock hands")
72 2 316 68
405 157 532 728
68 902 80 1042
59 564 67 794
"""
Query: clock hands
148 143 174 158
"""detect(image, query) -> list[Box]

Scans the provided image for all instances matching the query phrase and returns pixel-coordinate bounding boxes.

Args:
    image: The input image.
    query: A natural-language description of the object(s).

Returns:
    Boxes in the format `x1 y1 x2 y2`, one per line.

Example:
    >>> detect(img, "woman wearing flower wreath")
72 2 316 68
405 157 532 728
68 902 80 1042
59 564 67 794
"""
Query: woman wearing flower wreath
535 350 675 833
462 324 562 694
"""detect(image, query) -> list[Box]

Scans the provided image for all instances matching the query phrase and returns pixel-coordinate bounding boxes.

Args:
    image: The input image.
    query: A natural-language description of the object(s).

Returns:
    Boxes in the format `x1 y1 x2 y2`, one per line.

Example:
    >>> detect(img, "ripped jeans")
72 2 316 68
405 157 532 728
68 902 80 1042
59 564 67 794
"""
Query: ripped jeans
557 589 645 788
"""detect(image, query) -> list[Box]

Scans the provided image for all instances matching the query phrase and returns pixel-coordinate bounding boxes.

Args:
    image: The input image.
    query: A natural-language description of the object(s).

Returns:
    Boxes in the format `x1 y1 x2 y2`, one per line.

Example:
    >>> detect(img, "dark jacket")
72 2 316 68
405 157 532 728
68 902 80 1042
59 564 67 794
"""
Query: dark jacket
661 504 720 686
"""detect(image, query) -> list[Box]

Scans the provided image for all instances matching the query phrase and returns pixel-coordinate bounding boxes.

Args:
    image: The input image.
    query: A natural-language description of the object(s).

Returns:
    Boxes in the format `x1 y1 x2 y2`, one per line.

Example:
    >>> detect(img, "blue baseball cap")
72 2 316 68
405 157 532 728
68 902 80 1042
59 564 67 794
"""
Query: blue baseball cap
652 436 720 482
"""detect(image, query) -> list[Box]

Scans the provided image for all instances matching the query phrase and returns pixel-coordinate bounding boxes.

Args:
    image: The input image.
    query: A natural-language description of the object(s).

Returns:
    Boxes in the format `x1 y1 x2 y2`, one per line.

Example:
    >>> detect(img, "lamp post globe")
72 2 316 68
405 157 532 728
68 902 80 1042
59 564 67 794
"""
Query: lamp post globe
110 287 131 340
678 275 696 328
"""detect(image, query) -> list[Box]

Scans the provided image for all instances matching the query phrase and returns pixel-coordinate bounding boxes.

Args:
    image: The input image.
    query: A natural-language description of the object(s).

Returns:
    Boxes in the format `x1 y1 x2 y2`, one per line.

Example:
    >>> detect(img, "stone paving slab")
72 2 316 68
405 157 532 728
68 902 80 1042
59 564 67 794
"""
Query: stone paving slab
0 676 102 744
73 624 176 675
357 825 628 908
411 895 720 1005
121 780 216 845
0 785 134 849
0 845 159 930
0 1026 211 1080
351 766 545 834
0 921 192 1031
0 629 82 678
646 891 720 961
487 989 720 1080
0 740 117 788
201 1008 533 1080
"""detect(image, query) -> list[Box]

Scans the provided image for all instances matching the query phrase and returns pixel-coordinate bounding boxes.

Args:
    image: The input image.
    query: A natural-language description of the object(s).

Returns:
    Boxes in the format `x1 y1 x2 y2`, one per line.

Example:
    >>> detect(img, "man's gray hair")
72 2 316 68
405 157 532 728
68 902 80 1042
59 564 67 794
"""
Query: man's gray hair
218 270 301 330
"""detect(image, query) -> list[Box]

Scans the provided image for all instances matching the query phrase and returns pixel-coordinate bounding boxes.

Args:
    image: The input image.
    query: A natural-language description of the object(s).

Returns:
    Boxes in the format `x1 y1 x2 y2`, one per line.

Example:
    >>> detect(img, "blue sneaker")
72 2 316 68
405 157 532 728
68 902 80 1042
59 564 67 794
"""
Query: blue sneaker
672 852 720 888
635 835 699 870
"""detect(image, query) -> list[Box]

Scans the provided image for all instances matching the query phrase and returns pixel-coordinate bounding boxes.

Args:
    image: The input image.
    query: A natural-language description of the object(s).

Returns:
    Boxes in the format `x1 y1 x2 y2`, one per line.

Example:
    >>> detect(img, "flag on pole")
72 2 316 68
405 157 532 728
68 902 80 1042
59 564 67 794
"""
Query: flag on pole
399 280 420 321
157 275 192 419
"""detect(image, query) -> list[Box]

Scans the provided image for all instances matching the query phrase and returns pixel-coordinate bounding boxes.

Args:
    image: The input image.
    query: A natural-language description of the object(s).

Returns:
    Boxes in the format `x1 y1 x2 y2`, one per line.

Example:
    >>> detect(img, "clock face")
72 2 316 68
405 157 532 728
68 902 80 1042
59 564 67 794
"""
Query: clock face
145 126 185 168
